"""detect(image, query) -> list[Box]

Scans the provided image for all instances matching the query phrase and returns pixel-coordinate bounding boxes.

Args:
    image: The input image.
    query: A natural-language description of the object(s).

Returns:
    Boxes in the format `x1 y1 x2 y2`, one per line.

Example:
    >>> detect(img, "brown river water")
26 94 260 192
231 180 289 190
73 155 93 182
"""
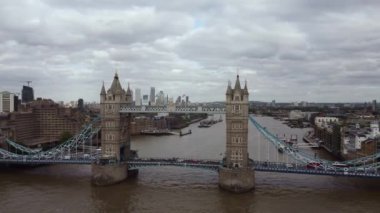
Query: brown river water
1 116 380 213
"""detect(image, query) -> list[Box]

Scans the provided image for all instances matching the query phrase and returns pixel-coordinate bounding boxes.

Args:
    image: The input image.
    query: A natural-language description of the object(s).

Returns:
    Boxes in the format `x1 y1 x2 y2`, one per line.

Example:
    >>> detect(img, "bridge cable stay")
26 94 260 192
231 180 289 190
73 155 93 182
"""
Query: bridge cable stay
250 116 316 163
0 120 100 162
250 115 380 170
0 116 99 156
5 139 42 154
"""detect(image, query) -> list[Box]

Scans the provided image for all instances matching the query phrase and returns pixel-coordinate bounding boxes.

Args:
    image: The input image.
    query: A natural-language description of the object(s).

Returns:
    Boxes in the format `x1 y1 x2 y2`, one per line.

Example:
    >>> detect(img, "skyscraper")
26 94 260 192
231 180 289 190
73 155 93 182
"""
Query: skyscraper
156 91 165 106
175 96 181 105
142 95 149 106
164 95 168 105
78 98 84 111
135 88 141 106
372 100 377 112
150 87 155 105
0 91 15 113
22 85 34 103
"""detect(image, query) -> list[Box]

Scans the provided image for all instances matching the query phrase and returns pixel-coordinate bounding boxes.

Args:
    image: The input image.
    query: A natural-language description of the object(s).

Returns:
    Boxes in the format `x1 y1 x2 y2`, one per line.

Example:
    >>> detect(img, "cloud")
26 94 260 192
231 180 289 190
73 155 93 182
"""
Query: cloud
0 0 380 103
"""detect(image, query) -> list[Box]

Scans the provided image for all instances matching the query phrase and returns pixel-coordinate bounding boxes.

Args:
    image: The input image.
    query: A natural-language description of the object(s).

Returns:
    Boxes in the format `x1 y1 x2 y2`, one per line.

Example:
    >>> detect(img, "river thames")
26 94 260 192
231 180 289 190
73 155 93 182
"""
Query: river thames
1 116 380 212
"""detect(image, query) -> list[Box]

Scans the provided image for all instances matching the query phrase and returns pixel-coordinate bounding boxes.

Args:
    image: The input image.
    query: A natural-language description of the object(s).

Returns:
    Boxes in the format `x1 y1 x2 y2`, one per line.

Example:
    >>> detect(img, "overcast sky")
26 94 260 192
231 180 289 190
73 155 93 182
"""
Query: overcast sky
1 0 380 103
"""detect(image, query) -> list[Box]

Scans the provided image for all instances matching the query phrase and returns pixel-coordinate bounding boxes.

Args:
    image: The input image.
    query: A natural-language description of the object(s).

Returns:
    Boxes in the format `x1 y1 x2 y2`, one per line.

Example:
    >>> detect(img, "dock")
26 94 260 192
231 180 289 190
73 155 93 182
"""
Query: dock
302 132 320 148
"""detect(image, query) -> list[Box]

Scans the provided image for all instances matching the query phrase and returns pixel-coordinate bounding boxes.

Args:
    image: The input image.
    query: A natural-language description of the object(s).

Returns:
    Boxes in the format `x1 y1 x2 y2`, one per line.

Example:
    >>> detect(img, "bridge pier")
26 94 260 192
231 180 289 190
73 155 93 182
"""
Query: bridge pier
219 167 255 193
91 163 128 186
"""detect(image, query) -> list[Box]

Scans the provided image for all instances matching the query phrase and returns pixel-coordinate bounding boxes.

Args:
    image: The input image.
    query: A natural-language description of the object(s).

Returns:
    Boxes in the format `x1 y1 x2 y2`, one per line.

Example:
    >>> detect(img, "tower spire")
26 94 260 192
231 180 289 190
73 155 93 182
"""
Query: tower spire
226 80 232 95
243 79 248 95
234 74 241 90
100 81 106 95
109 71 123 94
126 82 132 95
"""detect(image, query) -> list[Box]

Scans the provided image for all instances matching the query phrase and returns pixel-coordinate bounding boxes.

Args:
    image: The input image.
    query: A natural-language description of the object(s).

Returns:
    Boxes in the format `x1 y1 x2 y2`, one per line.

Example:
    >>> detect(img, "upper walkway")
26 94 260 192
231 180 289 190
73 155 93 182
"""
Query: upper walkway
119 105 226 114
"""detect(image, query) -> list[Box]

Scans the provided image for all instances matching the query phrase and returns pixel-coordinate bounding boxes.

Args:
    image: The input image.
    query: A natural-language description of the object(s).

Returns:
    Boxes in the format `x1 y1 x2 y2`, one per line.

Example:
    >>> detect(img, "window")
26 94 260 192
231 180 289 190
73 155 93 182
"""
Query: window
233 105 241 113
232 136 243 144
234 96 240 101
232 122 242 129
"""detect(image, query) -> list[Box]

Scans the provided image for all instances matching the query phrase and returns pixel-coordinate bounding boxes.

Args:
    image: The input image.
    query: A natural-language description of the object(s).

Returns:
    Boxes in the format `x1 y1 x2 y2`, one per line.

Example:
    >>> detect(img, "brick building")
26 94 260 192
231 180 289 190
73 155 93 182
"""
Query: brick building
130 116 168 135
0 99 87 148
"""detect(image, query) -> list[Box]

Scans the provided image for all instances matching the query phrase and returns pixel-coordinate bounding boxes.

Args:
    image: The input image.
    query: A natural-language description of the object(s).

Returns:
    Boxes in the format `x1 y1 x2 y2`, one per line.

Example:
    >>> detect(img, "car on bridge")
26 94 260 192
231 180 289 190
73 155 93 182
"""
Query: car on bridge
332 161 348 167
285 163 294 168
306 162 322 169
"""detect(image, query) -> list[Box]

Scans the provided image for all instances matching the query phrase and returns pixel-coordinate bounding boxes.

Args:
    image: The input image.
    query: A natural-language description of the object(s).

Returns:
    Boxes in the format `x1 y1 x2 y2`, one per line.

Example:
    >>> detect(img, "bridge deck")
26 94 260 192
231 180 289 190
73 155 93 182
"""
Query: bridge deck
2 158 379 178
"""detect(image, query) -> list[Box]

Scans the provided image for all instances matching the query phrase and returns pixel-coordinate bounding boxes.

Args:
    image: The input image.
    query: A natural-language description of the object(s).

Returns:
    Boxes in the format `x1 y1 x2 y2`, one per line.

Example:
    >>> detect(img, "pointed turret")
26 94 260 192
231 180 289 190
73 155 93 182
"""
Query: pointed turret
126 82 132 96
126 82 133 104
108 72 123 94
234 74 241 90
243 80 249 95
100 81 106 95
226 80 232 95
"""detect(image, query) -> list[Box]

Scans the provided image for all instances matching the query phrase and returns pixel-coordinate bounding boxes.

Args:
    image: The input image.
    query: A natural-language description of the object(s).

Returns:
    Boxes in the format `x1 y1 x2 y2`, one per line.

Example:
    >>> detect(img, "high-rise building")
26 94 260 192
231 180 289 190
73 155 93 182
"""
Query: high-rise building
0 91 15 113
372 100 377 112
78 98 84 111
175 96 181 105
271 100 276 107
164 95 168 105
142 95 149 106
186 96 189 105
156 91 165 106
13 95 19 112
22 85 34 103
150 87 155 105
135 88 141 106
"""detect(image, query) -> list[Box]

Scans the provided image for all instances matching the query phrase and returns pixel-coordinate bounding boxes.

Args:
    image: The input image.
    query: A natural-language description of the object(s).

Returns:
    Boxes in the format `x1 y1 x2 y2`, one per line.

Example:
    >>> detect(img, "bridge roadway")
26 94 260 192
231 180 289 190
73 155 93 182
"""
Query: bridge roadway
1 157 380 178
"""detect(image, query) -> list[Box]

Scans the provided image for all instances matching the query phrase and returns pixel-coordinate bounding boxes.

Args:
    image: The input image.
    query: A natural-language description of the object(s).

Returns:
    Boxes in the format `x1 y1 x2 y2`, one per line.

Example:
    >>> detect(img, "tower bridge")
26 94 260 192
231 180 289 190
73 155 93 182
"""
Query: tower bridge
1 73 380 193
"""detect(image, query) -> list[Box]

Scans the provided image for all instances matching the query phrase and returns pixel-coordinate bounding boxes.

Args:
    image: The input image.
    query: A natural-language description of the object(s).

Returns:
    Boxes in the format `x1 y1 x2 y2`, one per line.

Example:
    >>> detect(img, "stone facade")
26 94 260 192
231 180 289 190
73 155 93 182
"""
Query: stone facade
219 75 255 193
219 167 255 193
93 73 133 186
225 75 249 168
92 163 128 186
99 73 131 161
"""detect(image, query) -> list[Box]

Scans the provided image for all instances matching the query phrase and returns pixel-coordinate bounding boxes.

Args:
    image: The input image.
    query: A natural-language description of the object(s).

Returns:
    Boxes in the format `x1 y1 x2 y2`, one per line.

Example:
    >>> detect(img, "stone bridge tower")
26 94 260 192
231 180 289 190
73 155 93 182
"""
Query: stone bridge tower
219 75 255 193
92 72 131 186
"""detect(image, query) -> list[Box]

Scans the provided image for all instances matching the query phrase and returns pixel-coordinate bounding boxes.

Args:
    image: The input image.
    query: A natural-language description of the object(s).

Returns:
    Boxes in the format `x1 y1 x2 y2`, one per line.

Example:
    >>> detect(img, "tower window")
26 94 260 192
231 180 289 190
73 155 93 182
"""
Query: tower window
233 105 241 113
234 96 240 101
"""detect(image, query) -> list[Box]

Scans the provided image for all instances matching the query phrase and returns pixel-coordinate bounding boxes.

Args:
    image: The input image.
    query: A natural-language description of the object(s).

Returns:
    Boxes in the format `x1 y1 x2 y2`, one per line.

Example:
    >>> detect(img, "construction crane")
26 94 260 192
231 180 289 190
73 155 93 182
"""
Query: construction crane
19 81 32 86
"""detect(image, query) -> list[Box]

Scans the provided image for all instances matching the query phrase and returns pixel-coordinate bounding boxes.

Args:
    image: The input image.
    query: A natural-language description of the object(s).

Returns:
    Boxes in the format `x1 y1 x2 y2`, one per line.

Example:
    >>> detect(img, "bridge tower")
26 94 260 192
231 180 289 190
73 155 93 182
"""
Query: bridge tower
92 72 131 186
219 75 255 193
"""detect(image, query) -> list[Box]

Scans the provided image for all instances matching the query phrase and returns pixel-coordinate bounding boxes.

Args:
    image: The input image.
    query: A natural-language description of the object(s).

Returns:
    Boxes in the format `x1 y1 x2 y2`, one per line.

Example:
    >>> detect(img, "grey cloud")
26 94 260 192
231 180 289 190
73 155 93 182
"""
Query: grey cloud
1 0 380 103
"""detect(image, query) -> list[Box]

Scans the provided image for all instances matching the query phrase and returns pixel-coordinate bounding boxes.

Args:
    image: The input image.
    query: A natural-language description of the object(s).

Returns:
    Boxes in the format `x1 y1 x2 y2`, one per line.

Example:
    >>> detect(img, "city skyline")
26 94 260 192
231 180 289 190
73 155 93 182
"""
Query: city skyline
1 1 380 102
